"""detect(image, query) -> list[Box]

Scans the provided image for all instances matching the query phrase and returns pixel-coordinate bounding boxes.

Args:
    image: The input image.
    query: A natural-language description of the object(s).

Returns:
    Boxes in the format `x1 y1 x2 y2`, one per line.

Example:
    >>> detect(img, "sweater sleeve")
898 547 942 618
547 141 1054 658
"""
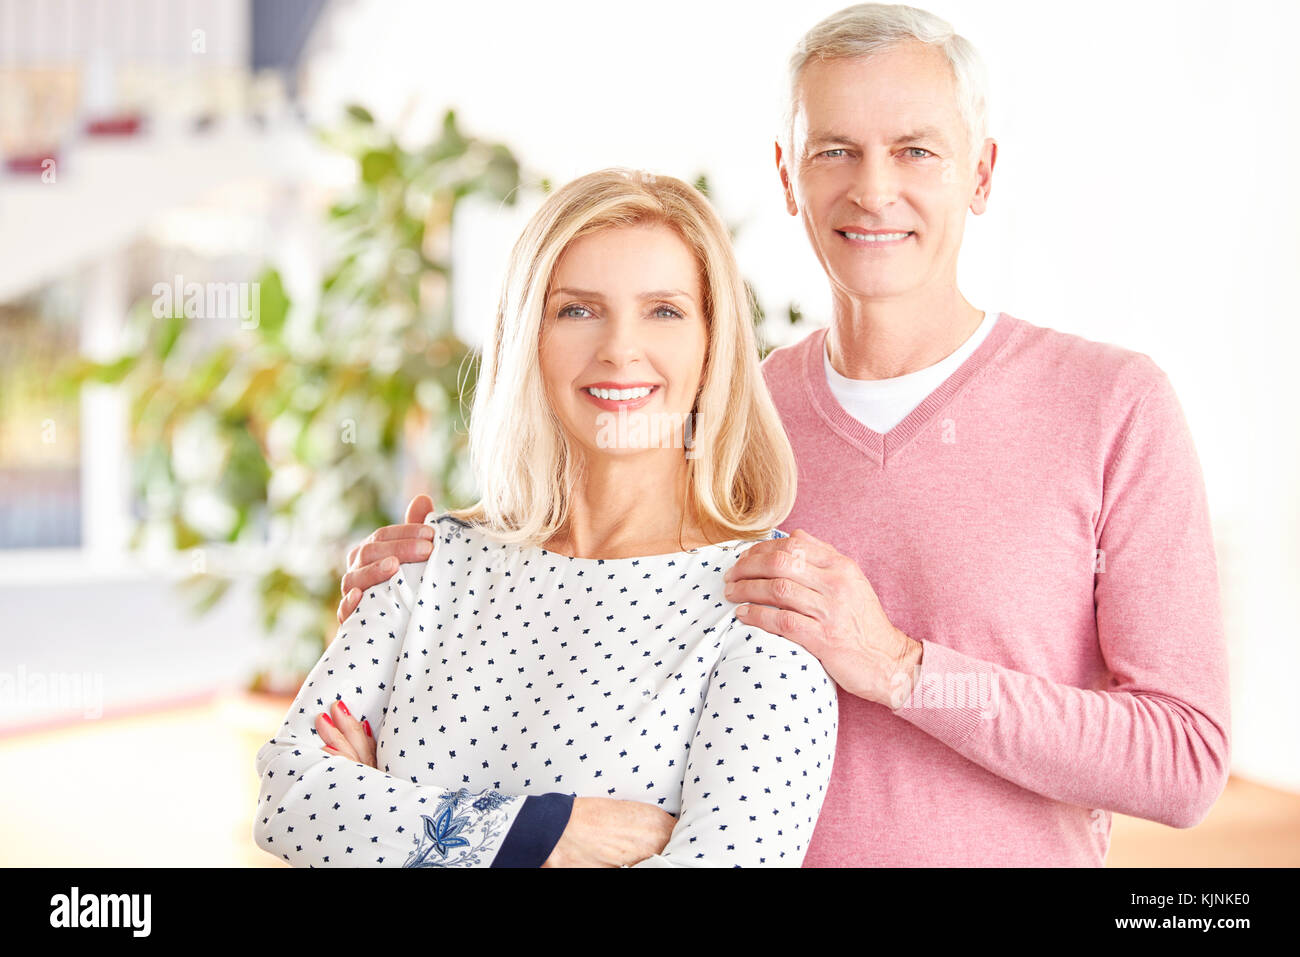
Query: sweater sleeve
890 365 1231 829
632 621 838 867
253 558 573 867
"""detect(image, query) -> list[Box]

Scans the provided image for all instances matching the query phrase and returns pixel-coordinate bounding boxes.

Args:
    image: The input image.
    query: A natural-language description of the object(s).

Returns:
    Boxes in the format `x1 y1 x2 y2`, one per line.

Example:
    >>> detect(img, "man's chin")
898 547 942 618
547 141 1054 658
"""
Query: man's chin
831 271 914 301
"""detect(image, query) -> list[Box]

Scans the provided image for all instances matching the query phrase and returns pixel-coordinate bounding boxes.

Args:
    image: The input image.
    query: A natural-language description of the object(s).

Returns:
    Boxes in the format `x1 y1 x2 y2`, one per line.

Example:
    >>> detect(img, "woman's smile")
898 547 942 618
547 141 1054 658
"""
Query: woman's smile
581 382 661 411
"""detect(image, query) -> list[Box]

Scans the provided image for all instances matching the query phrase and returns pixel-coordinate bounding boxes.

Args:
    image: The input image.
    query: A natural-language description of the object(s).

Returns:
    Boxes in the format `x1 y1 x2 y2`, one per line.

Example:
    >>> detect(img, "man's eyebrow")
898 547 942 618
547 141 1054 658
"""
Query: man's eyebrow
804 126 952 150
805 131 863 151
547 287 695 303
893 126 951 148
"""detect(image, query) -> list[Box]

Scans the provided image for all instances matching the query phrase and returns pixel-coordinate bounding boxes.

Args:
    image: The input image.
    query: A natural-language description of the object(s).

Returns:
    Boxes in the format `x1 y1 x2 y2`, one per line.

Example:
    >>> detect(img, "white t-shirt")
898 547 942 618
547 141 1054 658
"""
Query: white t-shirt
823 310 1000 434
255 514 838 867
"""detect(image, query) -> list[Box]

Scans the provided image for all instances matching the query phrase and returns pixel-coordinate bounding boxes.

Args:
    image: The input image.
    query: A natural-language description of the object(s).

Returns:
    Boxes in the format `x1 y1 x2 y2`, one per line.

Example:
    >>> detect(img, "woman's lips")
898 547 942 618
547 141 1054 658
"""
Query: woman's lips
581 385 660 411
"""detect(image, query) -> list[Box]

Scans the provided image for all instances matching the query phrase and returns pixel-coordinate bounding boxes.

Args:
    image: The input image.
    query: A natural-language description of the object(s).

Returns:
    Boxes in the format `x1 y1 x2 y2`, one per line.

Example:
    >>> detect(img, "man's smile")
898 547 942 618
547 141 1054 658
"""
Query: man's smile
836 228 915 246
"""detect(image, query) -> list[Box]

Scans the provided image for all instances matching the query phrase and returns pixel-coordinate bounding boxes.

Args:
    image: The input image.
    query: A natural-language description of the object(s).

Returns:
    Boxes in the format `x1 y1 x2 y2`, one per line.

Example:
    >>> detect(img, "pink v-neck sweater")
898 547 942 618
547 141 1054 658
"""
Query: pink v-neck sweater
761 313 1231 867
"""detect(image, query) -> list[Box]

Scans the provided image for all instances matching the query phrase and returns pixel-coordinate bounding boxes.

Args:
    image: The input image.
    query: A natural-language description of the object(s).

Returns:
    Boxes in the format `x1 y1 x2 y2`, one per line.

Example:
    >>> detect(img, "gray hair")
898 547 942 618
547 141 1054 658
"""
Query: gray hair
783 3 989 167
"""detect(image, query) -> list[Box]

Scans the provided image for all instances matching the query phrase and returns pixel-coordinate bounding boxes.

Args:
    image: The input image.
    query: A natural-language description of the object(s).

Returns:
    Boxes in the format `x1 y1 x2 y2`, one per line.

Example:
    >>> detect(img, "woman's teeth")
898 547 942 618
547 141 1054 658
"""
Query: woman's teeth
586 386 654 401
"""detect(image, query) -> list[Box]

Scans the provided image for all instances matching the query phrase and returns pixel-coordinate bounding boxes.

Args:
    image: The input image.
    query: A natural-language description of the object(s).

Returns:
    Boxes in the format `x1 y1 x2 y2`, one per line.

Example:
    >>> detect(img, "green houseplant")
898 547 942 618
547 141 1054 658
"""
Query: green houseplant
60 107 526 691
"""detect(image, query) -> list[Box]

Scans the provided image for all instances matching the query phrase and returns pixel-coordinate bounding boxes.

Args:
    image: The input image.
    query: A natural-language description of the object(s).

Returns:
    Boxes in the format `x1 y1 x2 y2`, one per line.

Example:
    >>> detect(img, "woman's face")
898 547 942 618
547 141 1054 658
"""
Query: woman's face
539 223 708 462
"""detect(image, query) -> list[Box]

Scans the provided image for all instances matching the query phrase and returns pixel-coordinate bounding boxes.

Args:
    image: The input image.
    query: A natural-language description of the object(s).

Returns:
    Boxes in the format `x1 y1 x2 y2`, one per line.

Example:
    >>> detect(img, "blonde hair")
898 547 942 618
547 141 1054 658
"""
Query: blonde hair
448 168 796 548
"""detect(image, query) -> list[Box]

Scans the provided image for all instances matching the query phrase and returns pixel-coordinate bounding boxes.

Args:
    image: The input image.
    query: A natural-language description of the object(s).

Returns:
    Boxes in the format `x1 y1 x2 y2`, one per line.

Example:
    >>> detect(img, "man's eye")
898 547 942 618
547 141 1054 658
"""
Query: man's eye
558 304 595 319
820 148 848 158
906 147 934 158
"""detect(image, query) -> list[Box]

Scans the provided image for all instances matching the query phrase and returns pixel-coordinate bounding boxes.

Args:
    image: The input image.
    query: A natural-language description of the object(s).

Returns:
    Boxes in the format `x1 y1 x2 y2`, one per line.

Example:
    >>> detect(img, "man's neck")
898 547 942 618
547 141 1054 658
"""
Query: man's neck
825 286 985 381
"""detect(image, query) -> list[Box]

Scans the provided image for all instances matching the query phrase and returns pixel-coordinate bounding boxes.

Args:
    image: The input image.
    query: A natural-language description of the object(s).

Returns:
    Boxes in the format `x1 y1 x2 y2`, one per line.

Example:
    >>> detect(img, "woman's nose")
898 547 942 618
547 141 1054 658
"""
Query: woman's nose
594 314 644 367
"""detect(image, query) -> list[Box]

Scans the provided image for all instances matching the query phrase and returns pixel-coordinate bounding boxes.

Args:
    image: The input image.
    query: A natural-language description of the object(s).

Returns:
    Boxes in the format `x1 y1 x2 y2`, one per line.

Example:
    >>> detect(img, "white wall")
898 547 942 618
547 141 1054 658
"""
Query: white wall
0 0 249 66
299 0 1300 790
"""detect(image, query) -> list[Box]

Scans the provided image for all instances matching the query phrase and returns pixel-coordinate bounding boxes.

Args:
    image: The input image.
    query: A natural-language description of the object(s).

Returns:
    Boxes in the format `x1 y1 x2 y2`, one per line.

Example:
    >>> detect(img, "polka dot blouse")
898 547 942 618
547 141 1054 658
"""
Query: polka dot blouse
254 514 838 867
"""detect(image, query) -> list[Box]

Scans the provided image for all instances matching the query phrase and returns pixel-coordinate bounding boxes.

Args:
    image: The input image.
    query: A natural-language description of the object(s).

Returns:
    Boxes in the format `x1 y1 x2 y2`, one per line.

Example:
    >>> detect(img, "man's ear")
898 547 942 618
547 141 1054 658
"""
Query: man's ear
969 138 997 215
775 139 798 216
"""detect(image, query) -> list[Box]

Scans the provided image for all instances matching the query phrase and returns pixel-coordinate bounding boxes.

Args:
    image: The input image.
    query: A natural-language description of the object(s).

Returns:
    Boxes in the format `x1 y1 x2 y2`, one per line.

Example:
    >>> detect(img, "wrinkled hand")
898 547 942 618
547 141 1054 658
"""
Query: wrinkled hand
337 494 438 623
721 528 923 707
316 698 378 769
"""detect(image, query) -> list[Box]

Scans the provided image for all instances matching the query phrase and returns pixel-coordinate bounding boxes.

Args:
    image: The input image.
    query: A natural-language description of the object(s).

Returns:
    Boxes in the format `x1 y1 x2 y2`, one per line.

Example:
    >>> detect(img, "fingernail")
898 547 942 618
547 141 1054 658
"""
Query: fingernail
321 713 334 727
418 539 432 555
737 604 750 616
337 700 351 717
418 526 435 539
348 588 360 603
363 719 372 737
383 557 398 571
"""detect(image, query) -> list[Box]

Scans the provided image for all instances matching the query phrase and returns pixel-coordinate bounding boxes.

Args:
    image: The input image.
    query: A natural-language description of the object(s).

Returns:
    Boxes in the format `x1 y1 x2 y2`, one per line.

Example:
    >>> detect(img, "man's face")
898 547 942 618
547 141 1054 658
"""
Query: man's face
778 41 994 303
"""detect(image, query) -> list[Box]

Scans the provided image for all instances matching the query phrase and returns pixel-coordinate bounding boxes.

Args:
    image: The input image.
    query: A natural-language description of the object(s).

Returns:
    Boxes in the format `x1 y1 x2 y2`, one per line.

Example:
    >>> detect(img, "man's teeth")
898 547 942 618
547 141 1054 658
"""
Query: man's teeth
586 386 654 401
843 231 911 242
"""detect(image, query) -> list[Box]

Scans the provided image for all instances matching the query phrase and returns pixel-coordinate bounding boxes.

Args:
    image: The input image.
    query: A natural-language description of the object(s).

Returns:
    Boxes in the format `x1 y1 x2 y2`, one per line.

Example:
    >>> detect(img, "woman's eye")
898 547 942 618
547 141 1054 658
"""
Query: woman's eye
557 303 682 320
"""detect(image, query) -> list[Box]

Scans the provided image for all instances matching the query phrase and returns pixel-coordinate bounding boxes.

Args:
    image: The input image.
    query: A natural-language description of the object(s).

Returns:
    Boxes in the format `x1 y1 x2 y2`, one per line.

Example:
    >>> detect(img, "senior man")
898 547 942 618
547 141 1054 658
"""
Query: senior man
332 3 1230 866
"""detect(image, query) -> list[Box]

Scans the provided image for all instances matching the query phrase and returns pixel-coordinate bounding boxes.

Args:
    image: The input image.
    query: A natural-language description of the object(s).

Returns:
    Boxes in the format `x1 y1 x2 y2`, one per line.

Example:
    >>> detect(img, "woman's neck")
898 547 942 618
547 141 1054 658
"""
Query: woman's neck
542 452 729 558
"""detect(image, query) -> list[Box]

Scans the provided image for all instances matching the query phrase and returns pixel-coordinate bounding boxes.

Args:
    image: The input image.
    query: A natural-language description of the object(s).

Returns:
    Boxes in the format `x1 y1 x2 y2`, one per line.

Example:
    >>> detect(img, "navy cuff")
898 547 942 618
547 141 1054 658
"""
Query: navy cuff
491 793 575 868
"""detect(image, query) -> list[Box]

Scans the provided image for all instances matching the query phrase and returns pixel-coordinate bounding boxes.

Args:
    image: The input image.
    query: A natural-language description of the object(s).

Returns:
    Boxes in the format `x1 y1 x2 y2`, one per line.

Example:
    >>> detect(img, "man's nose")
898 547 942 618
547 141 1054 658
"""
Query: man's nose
849 150 899 212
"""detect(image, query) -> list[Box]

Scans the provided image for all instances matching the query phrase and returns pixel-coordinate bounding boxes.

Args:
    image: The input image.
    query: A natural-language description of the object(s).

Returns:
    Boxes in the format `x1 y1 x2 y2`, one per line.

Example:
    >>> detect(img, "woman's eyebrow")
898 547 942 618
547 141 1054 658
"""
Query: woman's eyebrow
642 289 695 303
548 287 695 304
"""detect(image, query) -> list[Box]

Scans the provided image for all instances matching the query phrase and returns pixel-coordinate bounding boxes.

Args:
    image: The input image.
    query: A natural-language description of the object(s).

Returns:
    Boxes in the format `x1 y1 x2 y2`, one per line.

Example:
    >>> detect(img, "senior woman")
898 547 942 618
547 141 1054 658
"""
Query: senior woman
253 169 838 867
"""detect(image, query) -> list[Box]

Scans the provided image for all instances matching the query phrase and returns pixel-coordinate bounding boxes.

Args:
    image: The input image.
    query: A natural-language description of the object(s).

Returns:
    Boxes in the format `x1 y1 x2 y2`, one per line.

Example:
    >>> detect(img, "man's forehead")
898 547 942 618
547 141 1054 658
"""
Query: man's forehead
794 93 962 150
795 94 962 145
793 51 962 135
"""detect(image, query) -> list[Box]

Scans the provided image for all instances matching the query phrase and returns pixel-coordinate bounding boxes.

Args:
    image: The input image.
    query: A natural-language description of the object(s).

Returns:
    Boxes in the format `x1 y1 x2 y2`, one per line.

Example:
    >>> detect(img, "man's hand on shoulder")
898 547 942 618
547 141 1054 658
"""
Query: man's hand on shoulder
721 528 923 707
336 494 437 622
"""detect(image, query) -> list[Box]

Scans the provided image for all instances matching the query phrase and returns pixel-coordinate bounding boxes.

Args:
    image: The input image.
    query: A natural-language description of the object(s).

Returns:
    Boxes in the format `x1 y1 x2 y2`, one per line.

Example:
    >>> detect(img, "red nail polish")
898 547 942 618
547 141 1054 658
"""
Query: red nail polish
337 701 351 717
363 719 372 737
321 713 334 727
